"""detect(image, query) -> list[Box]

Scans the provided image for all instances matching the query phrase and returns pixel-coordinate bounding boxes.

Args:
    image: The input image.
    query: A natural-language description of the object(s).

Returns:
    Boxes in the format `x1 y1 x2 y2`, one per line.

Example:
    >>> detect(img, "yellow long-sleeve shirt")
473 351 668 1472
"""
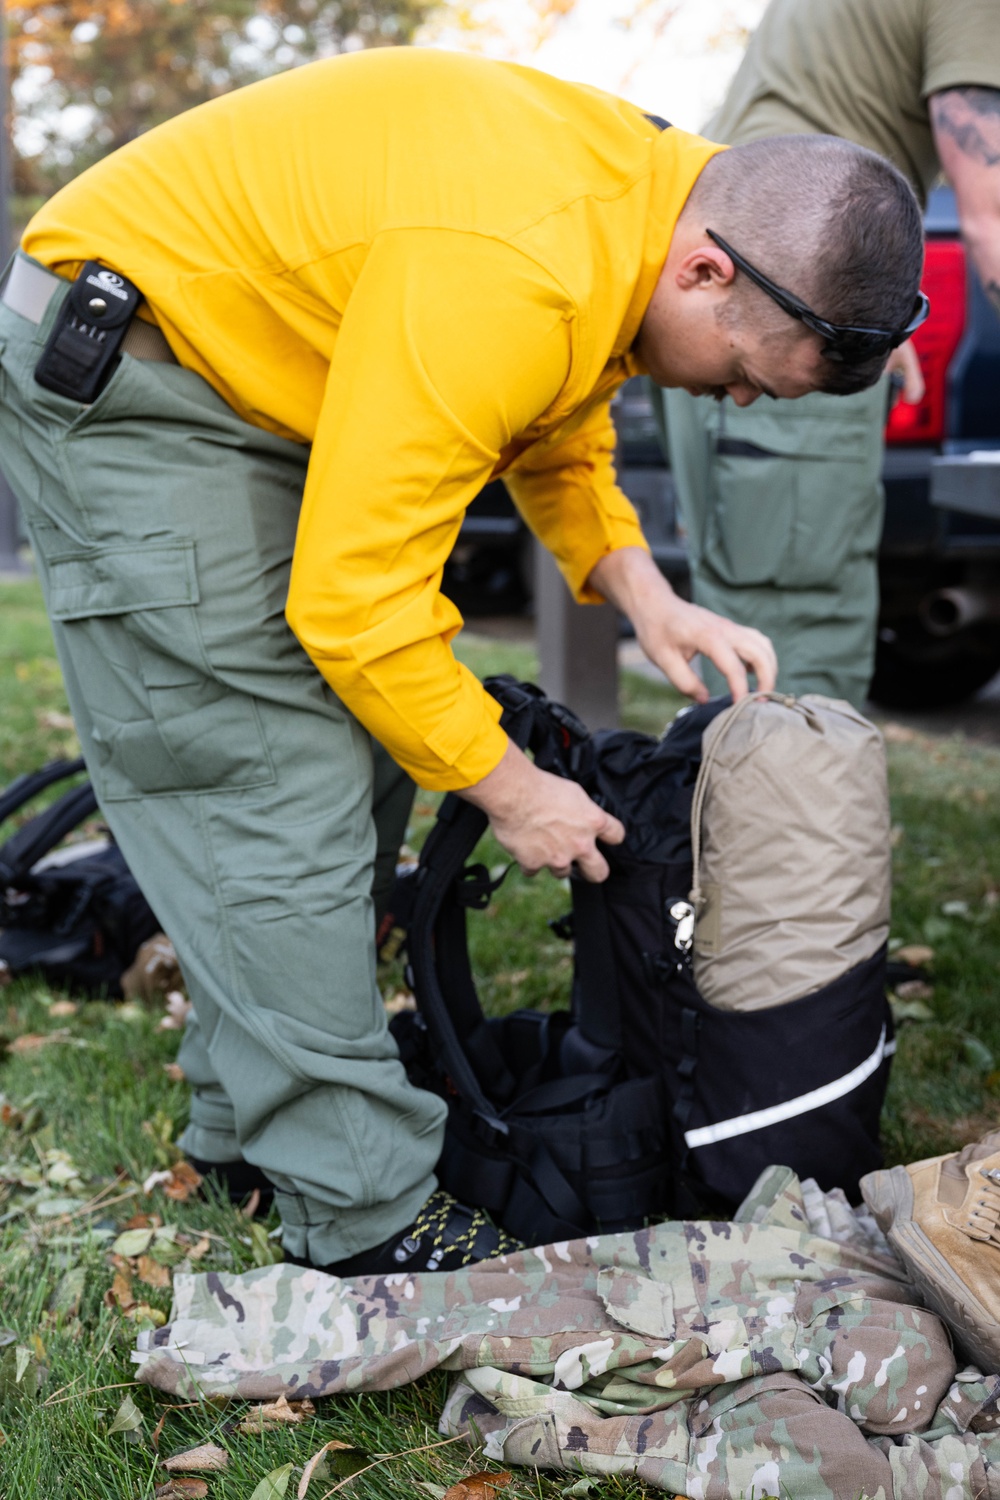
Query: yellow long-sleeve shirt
24 48 721 788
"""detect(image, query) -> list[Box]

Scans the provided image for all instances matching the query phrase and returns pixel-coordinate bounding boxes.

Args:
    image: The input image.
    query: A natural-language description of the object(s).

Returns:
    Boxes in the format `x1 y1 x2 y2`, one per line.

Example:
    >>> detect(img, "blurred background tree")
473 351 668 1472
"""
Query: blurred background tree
7 0 431 212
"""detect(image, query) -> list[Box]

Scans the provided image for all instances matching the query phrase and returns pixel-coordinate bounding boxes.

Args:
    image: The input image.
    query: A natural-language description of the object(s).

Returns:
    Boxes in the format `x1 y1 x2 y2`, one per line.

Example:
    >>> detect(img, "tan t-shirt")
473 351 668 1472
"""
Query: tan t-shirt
709 0 1000 199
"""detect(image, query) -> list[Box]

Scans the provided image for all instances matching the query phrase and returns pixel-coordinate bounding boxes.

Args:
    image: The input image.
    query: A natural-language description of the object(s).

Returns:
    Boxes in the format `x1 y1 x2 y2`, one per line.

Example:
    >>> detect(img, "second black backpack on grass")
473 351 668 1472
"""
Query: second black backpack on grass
0 758 159 995
391 677 893 1244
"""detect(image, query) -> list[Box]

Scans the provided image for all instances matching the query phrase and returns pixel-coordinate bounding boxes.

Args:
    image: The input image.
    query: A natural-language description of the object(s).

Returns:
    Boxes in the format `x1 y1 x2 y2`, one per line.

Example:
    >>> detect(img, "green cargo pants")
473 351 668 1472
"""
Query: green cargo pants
661 382 889 710
0 256 448 1265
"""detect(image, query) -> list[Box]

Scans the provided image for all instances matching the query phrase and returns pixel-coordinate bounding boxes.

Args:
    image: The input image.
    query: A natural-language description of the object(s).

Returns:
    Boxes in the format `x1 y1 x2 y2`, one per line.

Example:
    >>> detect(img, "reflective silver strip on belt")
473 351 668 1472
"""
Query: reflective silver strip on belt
1 254 178 364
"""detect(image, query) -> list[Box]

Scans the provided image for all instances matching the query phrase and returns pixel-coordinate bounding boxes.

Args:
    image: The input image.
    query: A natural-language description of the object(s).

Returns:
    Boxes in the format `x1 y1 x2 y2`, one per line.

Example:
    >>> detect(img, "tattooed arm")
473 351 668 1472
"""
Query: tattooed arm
930 87 1000 318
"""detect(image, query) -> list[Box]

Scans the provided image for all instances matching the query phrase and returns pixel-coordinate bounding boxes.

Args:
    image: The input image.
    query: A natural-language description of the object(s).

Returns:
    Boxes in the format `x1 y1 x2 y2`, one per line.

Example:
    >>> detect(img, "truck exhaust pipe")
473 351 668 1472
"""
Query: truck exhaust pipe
919 587 1000 637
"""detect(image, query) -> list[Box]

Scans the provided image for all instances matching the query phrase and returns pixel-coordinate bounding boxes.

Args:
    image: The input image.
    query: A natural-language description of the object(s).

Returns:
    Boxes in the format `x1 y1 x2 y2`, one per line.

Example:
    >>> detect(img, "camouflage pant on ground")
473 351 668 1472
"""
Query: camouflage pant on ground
136 1165 1000 1499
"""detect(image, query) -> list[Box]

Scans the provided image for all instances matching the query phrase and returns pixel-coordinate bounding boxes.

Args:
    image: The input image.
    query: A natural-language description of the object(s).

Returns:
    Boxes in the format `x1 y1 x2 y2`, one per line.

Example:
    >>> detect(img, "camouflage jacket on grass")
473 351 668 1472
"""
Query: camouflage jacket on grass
134 1166 1000 1499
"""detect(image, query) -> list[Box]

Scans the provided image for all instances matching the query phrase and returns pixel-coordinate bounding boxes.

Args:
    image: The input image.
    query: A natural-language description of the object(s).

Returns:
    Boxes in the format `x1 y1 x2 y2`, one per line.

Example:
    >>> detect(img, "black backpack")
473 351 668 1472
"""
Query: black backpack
390 677 891 1242
0 759 159 995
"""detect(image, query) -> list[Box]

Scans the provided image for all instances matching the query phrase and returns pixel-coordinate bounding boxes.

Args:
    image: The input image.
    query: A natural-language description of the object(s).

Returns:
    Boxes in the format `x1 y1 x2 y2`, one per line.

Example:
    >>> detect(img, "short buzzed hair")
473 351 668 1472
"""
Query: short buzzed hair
684 135 925 394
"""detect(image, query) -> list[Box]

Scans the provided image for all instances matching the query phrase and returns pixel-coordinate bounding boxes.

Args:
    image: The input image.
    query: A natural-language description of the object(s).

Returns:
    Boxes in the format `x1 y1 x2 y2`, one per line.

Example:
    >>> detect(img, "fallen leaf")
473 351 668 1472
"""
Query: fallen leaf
894 944 934 967
108 1393 144 1435
104 1267 136 1314
112 1227 156 1258
893 979 934 1002
123 1211 162 1231
383 989 417 1015
890 997 934 1024
442 1473 512 1500
187 1236 211 1262
152 1410 168 1451
561 1483 598 1498
882 722 917 743
238 1395 315 1432
164 1443 230 1472
164 1161 203 1202
298 1440 355 1498
240 1187 262 1219
49 1266 87 1317
38 709 76 731
7 1029 72 1053
137 1255 171 1290
249 1464 294 1500
163 1063 186 1083
123 1303 167 1327
155 1480 209 1499
48 1000 78 1017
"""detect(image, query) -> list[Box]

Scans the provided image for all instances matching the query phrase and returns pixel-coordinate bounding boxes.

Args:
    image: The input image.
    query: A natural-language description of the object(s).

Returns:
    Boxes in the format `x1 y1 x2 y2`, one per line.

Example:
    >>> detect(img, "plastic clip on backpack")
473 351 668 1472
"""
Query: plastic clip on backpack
389 679 895 1240
0 758 159 994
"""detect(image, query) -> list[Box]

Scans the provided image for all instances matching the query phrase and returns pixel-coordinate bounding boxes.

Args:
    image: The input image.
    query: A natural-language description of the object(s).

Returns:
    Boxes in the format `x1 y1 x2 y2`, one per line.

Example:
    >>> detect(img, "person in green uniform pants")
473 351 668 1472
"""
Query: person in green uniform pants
661 0 1000 709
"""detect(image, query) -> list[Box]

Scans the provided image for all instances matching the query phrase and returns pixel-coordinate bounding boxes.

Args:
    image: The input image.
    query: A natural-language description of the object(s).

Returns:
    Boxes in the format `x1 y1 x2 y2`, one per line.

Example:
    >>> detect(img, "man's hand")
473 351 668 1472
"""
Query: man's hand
588 546 777 702
886 339 925 406
459 739 625 882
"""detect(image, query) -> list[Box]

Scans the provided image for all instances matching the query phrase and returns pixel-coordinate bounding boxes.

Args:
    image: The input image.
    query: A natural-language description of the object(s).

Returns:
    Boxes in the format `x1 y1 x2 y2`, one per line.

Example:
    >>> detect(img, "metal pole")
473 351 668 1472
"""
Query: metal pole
534 541 620 730
0 4 27 574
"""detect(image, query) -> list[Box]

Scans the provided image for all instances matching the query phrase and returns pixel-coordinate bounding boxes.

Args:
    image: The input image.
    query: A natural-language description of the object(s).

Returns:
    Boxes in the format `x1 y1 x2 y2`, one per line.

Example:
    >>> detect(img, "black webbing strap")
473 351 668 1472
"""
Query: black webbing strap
0 757 86 831
523 1133 590 1232
568 877 623 1053
0 779 98 886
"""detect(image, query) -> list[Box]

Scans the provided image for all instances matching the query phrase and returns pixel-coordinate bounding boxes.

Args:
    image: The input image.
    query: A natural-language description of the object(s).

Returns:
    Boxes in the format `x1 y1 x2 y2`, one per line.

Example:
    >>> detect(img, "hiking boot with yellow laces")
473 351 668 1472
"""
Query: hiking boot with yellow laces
861 1129 1000 1371
289 1190 523 1278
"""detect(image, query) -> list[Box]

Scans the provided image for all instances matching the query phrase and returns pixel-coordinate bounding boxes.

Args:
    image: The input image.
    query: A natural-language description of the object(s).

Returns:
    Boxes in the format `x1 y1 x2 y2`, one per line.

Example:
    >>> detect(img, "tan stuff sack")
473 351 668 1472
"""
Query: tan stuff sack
690 693 891 1012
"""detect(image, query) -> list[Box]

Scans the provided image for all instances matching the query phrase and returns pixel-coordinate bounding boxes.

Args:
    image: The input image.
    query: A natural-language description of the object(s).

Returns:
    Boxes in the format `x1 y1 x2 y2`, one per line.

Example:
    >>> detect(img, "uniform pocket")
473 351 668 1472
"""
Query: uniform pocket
48 541 275 800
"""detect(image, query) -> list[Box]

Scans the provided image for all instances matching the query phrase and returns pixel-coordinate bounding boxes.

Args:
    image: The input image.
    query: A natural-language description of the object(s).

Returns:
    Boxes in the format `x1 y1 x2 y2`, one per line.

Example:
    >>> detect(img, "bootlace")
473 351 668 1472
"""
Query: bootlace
395 1190 523 1269
964 1167 1000 1247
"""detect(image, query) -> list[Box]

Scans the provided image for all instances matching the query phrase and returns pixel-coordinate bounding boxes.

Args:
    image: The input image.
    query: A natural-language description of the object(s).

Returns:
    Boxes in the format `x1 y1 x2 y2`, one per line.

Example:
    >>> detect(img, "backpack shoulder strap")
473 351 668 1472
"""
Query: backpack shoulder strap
0 757 87 830
0 778 99 886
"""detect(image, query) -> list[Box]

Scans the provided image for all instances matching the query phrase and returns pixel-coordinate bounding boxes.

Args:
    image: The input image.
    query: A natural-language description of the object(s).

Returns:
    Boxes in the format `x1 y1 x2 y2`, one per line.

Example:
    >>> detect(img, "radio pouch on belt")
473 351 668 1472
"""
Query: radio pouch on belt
35 261 141 403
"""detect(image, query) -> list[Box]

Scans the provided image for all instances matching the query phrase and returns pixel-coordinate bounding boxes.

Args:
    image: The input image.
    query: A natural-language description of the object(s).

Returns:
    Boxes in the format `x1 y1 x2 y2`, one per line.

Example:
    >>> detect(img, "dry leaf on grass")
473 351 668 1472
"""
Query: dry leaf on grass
442 1472 512 1500
163 1063 186 1082
297 1439 355 1498
137 1255 172 1290
882 722 917 744
238 1395 315 1432
894 944 935 967
48 1000 78 1017
164 1161 202 1202
383 989 417 1016
7 1029 73 1053
155 1480 209 1499
164 1443 229 1473
38 709 76 732
240 1187 262 1219
894 979 935 1002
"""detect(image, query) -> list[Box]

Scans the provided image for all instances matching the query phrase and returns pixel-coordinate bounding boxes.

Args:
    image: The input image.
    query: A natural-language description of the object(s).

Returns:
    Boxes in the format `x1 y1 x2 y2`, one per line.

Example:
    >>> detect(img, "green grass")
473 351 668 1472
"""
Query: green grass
1 583 999 1497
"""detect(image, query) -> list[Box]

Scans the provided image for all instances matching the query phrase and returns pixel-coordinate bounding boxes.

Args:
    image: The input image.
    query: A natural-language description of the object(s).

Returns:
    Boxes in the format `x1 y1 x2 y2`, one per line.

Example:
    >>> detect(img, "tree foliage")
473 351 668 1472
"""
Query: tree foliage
8 0 432 192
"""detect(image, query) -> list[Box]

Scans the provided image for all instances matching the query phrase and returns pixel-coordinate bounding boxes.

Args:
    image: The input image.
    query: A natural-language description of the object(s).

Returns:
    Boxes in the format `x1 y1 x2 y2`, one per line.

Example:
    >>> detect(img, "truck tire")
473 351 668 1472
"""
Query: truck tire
869 624 1000 710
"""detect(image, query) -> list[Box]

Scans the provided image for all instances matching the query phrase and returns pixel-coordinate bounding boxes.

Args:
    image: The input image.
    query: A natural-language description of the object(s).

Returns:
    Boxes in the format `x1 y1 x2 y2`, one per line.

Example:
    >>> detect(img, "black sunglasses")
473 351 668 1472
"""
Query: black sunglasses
707 229 930 364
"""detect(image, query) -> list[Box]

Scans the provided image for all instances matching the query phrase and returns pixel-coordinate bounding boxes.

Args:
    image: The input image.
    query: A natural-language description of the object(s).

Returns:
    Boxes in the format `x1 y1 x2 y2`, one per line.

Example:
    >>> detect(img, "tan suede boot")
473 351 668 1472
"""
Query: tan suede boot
861 1130 1000 1372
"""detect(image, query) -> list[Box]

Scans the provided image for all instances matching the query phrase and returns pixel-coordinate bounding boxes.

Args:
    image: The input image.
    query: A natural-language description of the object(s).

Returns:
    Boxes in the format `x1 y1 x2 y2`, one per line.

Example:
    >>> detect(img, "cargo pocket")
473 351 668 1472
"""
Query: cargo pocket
700 391 885 592
48 541 275 801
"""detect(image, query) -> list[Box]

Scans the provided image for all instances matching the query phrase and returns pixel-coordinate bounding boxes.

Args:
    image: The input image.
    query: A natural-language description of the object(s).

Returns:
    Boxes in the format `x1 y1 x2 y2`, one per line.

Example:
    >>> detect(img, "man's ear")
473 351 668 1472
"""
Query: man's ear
674 244 737 292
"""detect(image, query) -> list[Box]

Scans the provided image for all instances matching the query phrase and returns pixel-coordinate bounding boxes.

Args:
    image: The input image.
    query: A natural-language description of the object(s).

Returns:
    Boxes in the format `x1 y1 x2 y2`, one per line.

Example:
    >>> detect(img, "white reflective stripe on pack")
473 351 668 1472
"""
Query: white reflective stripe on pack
684 1026 889 1149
